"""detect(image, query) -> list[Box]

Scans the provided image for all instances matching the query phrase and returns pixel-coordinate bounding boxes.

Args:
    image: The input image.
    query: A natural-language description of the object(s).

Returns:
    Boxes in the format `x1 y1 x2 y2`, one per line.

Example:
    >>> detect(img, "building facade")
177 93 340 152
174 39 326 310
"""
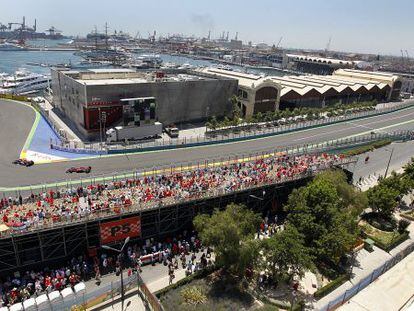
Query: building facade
51 69 238 139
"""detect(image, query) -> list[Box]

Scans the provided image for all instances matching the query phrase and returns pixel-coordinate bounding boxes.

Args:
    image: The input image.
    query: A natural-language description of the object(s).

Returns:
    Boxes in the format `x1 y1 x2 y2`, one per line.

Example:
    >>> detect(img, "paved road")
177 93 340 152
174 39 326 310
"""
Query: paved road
353 140 414 186
0 100 36 177
2 99 414 187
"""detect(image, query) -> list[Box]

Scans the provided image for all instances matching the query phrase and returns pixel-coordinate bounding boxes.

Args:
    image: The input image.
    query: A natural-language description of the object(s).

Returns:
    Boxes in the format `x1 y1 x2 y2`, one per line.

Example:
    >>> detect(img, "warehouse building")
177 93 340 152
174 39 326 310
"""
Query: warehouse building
52 68 402 140
51 68 238 139
198 68 402 115
196 68 282 117
286 54 365 75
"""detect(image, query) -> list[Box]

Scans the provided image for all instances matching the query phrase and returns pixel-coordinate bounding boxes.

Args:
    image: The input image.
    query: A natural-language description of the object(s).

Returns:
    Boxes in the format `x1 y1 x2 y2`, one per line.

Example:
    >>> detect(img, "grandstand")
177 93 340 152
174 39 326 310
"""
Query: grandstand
0 151 355 274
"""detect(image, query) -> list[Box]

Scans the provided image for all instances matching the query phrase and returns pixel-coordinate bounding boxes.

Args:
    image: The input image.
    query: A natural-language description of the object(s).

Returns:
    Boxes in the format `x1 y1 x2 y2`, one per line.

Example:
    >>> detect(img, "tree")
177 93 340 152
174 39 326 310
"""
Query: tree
403 158 414 186
193 203 262 274
231 95 241 126
208 116 219 131
378 171 410 196
314 170 368 217
367 184 399 219
285 172 359 264
261 225 313 281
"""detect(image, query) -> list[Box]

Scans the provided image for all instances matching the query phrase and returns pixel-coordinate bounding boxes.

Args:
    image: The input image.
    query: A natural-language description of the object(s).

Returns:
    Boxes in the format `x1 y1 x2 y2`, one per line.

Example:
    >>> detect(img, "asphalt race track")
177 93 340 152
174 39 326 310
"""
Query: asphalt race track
0 100 36 179
1 99 414 188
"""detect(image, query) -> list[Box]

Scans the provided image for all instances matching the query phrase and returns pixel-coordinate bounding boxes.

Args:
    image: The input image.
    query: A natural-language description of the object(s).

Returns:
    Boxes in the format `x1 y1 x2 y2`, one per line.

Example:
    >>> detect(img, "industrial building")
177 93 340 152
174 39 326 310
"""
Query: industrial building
51 68 238 139
197 68 402 114
52 67 401 140
286 54 368 75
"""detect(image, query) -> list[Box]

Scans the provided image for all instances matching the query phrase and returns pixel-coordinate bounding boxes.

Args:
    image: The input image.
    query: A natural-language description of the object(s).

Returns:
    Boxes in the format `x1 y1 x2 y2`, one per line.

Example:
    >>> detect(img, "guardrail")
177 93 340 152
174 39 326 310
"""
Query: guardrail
0 130 412 239
49 100 414 155
319 241 414 311
4 129 413 195
31 101 66 143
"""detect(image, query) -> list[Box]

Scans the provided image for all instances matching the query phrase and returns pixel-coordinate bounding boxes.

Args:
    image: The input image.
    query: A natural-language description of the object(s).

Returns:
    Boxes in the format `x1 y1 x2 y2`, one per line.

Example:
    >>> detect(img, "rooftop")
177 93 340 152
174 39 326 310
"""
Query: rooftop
57 68 218 86
196 67 400 97
196 67 277 89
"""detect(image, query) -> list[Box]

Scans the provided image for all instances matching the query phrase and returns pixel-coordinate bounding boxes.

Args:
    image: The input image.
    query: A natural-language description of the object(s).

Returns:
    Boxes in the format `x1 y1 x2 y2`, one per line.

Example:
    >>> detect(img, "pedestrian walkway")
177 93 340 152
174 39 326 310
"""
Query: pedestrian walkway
338 251 414 311
88 287 146 311
314 218 414 310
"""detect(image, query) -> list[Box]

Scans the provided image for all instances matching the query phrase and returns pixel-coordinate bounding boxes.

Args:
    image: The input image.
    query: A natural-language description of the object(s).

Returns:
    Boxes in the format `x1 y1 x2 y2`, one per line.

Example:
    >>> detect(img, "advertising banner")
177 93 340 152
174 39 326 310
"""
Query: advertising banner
100 217 141 244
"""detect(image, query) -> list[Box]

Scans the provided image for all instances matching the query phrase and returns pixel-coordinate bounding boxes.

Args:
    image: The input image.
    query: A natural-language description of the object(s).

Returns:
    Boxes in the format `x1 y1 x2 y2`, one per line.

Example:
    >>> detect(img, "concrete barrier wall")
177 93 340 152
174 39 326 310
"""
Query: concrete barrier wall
50 101 414 156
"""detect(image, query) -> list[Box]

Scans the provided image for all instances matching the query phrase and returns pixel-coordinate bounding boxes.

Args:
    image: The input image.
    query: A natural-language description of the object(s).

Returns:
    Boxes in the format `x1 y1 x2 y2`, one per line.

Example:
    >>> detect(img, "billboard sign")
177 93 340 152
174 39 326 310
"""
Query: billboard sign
121 97 156 127
100 217 141 244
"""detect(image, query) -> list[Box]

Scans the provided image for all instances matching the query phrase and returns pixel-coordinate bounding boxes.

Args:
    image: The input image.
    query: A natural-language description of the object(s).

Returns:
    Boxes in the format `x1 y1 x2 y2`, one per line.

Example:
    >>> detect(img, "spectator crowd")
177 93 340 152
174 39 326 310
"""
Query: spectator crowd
0 230 205 307
0 153 347 235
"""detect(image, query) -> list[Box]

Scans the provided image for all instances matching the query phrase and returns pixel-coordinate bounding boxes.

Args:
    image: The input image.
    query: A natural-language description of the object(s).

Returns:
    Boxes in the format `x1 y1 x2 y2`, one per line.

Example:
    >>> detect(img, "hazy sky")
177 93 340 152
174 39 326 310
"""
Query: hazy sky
1 0 413 56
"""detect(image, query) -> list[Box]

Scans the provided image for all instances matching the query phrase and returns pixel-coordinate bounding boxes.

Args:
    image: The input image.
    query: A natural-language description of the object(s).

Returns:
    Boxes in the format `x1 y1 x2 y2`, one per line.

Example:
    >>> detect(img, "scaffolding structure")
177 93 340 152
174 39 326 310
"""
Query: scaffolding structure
0 177 317 274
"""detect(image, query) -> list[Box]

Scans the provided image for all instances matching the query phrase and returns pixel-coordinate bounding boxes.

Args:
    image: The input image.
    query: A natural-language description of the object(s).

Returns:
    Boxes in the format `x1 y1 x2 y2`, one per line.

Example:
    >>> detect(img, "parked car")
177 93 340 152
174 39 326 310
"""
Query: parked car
13 159 34 167
66 166 92 174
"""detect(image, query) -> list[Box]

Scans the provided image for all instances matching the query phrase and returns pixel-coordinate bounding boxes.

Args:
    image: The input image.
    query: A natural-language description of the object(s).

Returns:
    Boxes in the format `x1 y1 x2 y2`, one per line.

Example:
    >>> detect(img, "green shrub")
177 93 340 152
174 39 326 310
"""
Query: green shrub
180 286 207 305
313 274 349 299
292 300 306 311
398 219 410 234
155 265 217 298
342 140 392 157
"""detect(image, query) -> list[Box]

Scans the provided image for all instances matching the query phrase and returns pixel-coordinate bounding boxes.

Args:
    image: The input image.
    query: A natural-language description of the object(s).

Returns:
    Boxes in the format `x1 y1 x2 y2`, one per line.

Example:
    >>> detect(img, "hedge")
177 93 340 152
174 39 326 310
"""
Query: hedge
313 274 349 300
368 231 410 252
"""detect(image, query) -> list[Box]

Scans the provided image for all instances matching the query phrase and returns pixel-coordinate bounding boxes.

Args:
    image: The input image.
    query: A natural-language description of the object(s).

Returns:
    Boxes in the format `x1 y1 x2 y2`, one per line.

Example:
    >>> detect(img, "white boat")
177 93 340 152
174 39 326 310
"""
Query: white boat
136 54 162 65
0 70 50 95
0 42 27 51
178 63 194 70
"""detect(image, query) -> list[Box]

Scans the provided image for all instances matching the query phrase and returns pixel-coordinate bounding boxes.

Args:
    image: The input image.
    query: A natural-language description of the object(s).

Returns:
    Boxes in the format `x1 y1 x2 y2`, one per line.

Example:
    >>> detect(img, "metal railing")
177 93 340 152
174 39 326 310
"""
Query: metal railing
49 100 414 155
1 130 412 238
5 129 413 195
31 101 68 143
36 273 142 311
319 241 414 311
0 157 356 239
137 273 164 311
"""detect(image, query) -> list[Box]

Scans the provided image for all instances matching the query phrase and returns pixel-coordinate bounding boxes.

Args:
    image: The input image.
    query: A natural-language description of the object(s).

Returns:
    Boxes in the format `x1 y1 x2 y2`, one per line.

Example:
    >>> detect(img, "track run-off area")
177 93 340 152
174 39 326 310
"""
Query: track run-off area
1 99 414 190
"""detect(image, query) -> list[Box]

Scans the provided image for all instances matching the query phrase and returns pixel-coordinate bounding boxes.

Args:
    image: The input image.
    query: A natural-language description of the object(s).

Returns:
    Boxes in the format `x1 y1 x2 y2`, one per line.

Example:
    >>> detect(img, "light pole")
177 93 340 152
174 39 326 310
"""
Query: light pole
384 147 395 178
101 111 107 147
102 237 130 310
98 107 103 148
249 190 266 201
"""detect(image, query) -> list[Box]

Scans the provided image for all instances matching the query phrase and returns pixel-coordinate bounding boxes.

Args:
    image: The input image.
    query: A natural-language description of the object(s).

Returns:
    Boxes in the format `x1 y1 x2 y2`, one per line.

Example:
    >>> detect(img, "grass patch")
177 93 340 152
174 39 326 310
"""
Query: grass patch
257 304 279 311
342 139 392 157
401 211 414 221
159 272 256 311
313 274 349 300
361 222 409 251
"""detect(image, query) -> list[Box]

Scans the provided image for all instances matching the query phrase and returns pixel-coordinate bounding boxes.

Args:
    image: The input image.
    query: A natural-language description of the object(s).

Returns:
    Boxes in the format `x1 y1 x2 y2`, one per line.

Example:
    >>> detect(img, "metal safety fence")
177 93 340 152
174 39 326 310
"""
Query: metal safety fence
0 130 412 239
0 157 356 239
7 272 162 311
319 241 414 311
5 129 413 196
49 100 414 155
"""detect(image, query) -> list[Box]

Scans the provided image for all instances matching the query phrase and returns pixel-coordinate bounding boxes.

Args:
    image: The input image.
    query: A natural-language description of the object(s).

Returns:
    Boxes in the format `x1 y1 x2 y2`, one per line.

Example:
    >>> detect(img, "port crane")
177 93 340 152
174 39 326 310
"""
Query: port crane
276 36 283 49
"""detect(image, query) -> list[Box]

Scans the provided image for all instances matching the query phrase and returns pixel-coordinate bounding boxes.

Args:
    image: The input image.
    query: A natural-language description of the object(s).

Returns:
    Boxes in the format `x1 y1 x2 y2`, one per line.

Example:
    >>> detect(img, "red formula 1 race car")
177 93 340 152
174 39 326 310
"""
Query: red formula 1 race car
66 166 92 174
13 159 34 167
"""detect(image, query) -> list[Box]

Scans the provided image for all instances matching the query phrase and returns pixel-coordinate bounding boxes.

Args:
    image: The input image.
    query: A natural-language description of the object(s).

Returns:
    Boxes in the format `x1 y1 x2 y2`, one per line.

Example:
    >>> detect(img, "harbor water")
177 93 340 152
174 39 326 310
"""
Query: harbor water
0 39 286 76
